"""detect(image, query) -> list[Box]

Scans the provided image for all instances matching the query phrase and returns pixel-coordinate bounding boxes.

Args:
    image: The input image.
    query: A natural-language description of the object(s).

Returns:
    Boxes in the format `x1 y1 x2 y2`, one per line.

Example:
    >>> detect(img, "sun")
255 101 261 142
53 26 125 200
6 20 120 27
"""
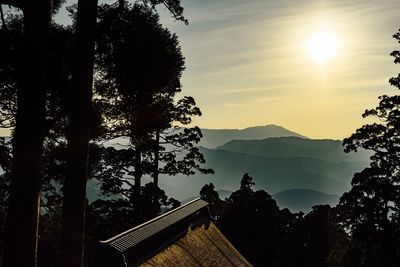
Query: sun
307 31 340 63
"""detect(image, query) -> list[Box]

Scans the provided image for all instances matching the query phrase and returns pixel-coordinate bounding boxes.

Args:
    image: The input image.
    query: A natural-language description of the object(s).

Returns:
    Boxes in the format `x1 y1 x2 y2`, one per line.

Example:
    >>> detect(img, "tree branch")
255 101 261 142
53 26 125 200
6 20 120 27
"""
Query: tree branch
122 179 134 188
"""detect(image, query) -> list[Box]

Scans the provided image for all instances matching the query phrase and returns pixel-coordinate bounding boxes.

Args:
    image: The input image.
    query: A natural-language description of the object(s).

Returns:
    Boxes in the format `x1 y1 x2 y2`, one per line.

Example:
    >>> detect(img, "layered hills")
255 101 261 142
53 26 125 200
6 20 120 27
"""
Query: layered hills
217 136 370 163
85 125 370 212
160 146 367 202
158 125 370 212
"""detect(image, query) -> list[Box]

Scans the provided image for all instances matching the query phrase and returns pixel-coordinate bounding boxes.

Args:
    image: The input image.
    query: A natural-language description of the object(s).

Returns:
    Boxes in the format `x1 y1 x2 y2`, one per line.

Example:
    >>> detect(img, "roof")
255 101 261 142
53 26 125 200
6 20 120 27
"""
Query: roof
97 198 251 267
140 221 252 267
101 198 208 252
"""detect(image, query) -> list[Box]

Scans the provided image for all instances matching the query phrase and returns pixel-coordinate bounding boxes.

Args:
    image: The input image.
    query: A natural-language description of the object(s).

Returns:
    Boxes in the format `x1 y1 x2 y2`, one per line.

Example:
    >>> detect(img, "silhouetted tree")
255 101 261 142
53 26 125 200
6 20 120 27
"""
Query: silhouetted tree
226 173 257 209
0 0 188 265
200 183 220 204
0 137 11 267
152 97 213 187
0 13 106 266
95 3 184 219
337 29 400 266
198 173 351 266
59 0 98 266
95 2 210 222
58 0 187 263
1 1 51 266
240 172 255 190
218 173 298 266
200 182 225 219
294 205 347 267
0 11 79 267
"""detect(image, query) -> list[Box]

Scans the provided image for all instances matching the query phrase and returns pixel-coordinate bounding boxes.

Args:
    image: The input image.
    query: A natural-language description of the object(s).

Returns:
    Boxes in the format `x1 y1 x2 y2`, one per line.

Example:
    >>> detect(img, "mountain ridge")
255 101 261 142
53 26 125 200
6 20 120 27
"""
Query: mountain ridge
158 146 368 202
217 136 371 163
182 188 339 213
198 124 307 148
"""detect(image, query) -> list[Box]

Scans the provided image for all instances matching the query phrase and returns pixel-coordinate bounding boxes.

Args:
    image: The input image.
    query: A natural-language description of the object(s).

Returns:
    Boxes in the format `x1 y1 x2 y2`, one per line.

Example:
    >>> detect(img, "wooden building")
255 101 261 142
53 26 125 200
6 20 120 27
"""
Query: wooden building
97 198 251 267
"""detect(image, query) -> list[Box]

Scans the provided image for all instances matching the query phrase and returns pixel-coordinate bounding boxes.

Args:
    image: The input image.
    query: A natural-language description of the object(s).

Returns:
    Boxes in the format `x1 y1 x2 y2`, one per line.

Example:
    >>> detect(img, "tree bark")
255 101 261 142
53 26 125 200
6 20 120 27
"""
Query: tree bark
133 146 142 223
3 1 50 267
59 0 97 266
153 130 160 187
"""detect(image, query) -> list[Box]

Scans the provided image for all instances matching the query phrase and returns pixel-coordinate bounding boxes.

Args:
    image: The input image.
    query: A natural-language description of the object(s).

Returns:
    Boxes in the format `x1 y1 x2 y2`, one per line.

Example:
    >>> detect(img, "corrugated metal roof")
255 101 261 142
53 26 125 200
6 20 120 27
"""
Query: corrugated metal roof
100 198 209 253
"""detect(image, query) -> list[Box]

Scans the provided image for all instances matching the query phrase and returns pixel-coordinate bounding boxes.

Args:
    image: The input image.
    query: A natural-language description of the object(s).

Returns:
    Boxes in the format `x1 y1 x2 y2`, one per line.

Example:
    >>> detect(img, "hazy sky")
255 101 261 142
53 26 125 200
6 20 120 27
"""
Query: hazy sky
154 0 400 139
56 0 400 139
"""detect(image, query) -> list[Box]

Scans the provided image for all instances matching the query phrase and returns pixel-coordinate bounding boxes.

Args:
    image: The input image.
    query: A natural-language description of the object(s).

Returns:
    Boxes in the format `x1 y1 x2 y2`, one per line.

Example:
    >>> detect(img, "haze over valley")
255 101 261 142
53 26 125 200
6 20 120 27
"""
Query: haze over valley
93 124 370 212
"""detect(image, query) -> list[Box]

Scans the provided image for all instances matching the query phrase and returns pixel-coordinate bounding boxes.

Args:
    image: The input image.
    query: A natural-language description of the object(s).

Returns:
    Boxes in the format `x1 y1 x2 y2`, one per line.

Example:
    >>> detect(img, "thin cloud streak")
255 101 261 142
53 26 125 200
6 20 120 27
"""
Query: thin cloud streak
157 0 400 138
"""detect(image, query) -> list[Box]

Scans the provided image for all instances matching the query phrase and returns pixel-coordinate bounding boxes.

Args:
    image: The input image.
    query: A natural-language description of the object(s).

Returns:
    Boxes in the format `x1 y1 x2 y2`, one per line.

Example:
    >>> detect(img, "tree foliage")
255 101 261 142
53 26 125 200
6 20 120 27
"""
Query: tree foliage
0 0 191 265
205 173 346 267
94 2 211 224
337 29 400 266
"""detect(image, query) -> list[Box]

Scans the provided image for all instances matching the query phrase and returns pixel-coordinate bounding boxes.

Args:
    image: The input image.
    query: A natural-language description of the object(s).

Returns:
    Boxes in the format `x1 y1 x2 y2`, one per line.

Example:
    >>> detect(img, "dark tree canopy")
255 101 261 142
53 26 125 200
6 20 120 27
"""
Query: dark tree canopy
95 2 185 138
337 29 400 266
94 2 211 219
0 0 192 265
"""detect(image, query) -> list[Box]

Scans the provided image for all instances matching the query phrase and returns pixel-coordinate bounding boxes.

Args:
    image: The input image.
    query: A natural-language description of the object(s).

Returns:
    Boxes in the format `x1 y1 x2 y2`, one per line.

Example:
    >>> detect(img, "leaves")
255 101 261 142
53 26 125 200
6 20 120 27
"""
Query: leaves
338 29 400 265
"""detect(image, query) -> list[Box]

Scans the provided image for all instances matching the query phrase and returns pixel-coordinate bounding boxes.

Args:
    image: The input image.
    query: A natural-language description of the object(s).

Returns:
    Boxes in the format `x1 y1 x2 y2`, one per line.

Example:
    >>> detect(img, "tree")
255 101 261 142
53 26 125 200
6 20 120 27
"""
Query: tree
293 205 347 267
59 0 98 266
218 173 297 266
95 2 210 223
337 29 400 266
226 173 257 209
152 97 214 187
200 183 220 204
59 0 187 264
95 3 185 216
1 1 51 266
200 182 225 219
0 10 91 267
0 137 12 267
0 0 187 265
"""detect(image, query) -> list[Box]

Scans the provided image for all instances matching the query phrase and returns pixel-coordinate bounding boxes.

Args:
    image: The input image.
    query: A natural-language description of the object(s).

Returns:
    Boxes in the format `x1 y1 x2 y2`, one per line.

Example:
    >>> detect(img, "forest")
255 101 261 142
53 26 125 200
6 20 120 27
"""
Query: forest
0 0 399 267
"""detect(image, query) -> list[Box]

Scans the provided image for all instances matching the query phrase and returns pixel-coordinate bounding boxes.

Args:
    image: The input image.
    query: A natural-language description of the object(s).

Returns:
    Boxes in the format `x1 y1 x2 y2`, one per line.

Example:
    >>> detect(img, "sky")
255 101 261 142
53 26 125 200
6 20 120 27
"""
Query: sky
55 0 400 139
156 0 400 139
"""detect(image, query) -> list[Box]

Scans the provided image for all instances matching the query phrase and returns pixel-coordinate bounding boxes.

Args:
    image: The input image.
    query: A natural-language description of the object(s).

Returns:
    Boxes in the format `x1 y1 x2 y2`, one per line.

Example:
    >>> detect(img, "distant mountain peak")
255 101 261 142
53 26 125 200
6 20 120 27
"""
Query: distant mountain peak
199 125 307 148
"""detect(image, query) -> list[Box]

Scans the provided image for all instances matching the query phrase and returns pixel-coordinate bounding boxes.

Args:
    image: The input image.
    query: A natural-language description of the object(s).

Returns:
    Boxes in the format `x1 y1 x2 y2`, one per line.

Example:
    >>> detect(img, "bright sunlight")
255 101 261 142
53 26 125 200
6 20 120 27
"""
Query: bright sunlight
307 31 340 63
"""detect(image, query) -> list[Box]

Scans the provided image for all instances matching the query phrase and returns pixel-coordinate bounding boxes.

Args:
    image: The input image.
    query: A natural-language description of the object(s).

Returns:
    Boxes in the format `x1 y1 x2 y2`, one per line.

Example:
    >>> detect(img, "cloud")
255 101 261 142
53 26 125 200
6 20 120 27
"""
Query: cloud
54 0 400 138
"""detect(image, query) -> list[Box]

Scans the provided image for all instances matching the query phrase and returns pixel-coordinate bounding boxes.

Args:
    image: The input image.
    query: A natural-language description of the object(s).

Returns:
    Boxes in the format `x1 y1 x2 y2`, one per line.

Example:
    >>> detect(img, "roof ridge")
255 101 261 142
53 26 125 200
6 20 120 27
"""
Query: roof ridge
100 197 204 244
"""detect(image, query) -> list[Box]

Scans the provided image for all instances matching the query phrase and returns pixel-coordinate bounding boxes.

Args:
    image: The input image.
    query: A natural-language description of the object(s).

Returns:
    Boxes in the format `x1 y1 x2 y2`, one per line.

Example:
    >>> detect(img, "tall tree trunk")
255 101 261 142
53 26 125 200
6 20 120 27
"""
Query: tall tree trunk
153 130 160 187
59 0 97 266
133 147 142 223
3 1 50 267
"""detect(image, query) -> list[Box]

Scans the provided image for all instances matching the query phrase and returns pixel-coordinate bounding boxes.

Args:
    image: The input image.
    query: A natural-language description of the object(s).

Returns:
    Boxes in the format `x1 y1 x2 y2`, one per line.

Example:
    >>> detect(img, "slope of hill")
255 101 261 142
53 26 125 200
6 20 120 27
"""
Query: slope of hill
159 147 368 201
273 189 339 212
199 125 306 148
217 136 371 163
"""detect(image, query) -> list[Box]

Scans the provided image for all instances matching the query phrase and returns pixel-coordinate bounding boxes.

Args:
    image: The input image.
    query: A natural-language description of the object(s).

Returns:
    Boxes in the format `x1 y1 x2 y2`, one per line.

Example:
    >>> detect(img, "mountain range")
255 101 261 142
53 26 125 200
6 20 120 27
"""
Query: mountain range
217 136 370 163
157 125 370 212
85 125 370 213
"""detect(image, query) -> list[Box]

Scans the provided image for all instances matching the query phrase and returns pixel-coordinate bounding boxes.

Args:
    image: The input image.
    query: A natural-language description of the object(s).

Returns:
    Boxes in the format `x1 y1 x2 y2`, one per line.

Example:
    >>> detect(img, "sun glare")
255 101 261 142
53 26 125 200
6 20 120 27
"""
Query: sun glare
307 31 340 63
